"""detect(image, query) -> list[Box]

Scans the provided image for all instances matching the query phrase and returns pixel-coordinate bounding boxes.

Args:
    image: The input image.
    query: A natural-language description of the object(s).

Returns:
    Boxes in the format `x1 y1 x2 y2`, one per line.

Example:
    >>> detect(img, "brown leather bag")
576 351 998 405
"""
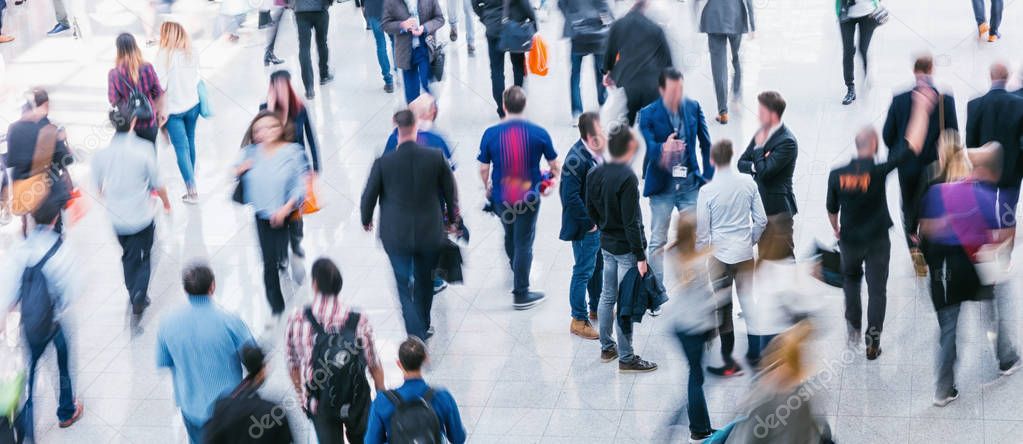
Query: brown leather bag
11 123 58 216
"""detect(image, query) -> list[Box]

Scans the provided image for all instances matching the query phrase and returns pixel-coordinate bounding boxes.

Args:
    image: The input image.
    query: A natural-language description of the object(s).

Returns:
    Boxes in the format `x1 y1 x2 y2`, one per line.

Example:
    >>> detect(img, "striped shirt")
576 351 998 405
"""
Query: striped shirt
285 295 379 414
156 295 254 423
107 63 163 129
476 118 558 206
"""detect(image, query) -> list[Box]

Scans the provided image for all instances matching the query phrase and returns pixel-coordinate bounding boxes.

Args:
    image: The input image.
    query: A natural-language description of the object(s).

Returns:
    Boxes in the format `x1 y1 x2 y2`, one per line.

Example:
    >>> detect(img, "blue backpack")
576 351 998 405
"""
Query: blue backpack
17 239 62 345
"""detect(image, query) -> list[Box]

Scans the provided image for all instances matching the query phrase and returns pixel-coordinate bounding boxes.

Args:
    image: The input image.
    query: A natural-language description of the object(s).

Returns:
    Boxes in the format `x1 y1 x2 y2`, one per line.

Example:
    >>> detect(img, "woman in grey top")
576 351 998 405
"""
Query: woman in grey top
668 212 724 442
235 111 308 319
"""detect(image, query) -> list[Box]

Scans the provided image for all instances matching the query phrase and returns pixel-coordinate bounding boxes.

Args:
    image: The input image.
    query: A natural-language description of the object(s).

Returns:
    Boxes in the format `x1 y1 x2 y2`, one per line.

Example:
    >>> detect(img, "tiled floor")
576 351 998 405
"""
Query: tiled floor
2 0 1023 442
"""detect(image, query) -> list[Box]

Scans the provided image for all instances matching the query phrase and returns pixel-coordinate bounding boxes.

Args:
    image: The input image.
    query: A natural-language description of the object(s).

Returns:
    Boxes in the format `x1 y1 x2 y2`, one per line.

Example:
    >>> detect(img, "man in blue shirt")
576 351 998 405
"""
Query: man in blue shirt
384 94 455 169
638 68 713 288
365 337 466 444
478 86 560 310
156 263 254 444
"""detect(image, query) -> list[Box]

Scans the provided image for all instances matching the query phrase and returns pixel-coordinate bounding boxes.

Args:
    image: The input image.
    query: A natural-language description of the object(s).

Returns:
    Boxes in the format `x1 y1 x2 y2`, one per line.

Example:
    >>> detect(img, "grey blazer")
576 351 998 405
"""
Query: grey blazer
382 0 445 70
699 0 755 35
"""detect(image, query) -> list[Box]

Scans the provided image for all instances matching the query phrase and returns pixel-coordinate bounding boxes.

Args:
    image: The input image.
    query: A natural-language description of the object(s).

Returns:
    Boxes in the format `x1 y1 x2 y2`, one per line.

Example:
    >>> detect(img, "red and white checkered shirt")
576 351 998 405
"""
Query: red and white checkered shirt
285 295 379 414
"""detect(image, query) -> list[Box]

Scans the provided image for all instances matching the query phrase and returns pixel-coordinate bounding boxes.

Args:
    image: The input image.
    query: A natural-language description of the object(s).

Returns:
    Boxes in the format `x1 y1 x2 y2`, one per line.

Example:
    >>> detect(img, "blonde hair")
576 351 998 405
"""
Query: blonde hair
670 211 711 284
159 22 193 63
935 129 971 183
115 32 145 83
761 320 814 385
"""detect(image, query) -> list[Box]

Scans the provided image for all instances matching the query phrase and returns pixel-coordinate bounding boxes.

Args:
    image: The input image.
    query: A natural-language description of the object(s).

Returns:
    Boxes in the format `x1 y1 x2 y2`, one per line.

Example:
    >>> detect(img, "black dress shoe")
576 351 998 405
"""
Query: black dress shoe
842 86 856 105
319 72 334 85
264 52 284 66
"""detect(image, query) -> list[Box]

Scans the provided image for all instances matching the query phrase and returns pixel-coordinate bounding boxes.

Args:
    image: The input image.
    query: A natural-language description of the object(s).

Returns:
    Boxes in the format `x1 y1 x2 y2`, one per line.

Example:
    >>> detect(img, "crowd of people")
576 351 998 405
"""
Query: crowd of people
3 0 1023 443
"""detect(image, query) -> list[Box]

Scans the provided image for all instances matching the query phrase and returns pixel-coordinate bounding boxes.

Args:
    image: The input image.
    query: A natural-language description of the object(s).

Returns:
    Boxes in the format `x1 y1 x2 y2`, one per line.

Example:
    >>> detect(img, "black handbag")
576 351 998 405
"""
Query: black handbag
568 10 611 52
232 172 246 204
869 3 889 25
435 239 464 284
425 35 446 82
497 0 535 53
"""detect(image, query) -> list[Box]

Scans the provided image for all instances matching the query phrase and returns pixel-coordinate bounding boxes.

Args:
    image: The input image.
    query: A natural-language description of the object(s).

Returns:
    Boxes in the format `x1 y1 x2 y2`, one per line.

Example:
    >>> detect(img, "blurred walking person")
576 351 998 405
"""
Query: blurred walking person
263 0 286 65
293 0 334 98
204 345 294 443
446 0 476 55
698 0 754 122
155 22 202 203
108 33 165 144
837 0 880 104
603 0 673 126
383 0 444 104
972 0 1002 41
558 0 612 120
473 0 536 117
364 0 395 92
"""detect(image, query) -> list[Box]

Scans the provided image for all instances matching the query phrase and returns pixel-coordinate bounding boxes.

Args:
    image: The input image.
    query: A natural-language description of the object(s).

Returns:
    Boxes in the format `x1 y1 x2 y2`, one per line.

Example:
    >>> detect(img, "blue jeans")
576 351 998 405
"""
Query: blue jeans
569 52 607 116
675 330 711 435
367 17 393 85
17 327 75 443
166 104 200 188
387 250 439 339
972 0 1003 33
498 201 540 297
182 414 205 444
599 250 637 363
402 45 432 103
569 230 602 320
648 183 699 285
746 334 777 369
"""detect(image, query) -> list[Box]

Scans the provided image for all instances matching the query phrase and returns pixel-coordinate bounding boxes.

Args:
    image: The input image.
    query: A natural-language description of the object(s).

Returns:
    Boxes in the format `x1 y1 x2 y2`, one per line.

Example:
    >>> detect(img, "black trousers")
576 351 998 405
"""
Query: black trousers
898 166 924 248
840 236 890 347
289 216 303 255
265 7 285 53
312 407 366 444
255 217 289 315
295 11 330 94
624 85 659 127
116 223 155 307
839 16 877 87
486 35 525 117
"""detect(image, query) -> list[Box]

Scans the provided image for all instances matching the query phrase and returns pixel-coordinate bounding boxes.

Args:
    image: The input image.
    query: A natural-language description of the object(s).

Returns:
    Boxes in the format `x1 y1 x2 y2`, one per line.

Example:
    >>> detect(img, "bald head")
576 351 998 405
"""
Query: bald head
855 126 879 158
409 93 437 122
991 63 1009 82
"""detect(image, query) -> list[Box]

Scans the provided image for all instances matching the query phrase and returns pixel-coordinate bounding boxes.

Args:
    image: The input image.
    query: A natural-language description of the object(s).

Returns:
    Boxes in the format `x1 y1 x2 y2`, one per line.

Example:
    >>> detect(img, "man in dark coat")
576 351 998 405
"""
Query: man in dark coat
361 110 460 340
603 0 673 126
738 91 797 260
968 62 1023 234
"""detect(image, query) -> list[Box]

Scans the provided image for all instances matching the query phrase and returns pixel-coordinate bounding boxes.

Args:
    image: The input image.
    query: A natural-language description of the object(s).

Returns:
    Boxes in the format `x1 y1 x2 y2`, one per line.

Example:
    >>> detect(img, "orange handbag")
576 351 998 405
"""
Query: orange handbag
300 176 320 215
528 35 549 77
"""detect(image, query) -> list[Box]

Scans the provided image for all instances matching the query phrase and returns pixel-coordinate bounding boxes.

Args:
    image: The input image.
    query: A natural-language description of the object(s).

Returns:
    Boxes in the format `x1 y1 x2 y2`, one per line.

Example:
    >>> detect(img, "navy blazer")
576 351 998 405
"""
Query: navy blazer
559 140 600 241
638 97 714 197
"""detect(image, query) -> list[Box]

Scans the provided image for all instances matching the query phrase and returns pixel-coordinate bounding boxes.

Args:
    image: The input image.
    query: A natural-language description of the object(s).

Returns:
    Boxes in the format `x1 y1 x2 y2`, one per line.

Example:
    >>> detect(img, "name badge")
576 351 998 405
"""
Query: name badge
673 165 688 178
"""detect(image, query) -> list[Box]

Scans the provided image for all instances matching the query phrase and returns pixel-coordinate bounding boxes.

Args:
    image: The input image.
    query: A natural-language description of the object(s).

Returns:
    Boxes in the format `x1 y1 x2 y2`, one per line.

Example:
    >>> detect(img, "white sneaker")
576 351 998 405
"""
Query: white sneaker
933 388 959 407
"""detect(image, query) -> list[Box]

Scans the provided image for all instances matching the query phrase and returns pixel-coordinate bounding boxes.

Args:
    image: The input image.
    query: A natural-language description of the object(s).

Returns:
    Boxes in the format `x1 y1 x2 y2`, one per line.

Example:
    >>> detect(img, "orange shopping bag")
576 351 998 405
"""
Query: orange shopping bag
528 35 549 77
300 176 321 215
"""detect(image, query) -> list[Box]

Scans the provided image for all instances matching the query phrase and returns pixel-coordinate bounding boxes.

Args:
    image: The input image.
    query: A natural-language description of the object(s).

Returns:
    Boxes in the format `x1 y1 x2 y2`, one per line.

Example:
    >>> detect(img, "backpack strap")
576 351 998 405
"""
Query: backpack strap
422 388 435 403
17 238 62 305
383 389 404 408
341 311 361 339
303 306 325 336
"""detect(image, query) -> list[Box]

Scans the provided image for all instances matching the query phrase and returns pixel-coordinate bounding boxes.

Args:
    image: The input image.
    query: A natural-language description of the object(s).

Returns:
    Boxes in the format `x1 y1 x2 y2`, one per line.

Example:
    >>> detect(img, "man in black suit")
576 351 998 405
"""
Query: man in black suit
559 112 605 340
738 91 797 260
968 62 1023 234
361 110 460 340
603 0 673 126
882 54 958 249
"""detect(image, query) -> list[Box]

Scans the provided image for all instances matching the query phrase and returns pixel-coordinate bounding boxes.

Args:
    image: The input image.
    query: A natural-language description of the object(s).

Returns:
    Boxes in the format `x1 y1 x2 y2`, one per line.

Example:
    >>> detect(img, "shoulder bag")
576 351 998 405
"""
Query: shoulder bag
497 0 536 53
11 123 58 216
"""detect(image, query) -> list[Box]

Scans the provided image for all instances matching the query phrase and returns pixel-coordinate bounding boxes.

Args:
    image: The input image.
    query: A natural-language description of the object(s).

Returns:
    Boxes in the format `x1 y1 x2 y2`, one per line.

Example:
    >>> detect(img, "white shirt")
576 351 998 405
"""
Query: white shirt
154 50 200 115
847 0 877 18
696 168 767 264
91 133 163 235
582 140 604 165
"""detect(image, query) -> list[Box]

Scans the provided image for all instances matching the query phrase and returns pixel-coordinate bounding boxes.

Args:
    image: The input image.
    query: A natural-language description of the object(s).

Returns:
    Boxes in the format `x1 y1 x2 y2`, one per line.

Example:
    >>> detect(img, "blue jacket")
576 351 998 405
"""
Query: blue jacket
559 140 600 241
638 97 713 197
616 267 669 335
365 378 467 444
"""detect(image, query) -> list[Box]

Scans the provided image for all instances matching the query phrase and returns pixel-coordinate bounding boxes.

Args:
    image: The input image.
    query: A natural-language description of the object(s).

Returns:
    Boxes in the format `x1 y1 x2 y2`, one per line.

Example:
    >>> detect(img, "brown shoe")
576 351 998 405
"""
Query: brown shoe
570 319 598 340
979 22 990 38
589 310 598 321
910 249 928 277
58 401 84 428
600 345 618 362
715 112 728 124
0 35 13 44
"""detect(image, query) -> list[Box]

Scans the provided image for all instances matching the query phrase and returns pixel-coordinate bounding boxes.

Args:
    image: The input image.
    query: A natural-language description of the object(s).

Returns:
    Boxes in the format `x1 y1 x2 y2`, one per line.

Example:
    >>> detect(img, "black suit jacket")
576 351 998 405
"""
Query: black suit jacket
882 86 958 175
968 87 1023 187
737 124 798 215
559 140 600 241
360 141 459 255
603 10 672 95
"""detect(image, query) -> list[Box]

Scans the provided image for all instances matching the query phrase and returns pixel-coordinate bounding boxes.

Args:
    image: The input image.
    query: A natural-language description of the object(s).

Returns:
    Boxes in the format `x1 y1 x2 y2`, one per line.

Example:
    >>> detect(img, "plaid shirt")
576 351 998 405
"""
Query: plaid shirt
285 295 379 414
107 63 162 129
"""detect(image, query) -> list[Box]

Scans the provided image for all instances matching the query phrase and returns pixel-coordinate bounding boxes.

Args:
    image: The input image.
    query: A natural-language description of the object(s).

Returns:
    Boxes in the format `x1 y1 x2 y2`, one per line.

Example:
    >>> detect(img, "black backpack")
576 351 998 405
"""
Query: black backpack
303 308 370 423
120 76 153 123
18 238 62 346
383 389 442 444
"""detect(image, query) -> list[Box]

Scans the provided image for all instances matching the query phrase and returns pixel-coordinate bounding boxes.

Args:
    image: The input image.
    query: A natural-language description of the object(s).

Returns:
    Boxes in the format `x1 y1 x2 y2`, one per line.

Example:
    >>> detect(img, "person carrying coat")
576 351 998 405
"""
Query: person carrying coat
698 0 754 124
383 0 444 104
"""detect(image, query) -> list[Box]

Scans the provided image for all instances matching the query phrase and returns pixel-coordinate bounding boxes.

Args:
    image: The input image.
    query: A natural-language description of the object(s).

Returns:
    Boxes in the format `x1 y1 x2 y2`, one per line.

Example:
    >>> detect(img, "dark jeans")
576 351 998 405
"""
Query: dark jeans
295 11 330 94
569 51 606 116
17 327 75 444
710 258 753 366
265 7 285 53
675 330 711 435
839 16 876 88
135 125 158 145
746 334 777 369
760 212 794 260
182 414 205 444
289 216 304 256
255 217 289 315
972 0 1003 33
312 405 366 444
840 236 890 348
116 222 155 308
569 230 602 320
486 35 525 117
498 202 539 297
624 85 659 127
402 45 432 103
387 250 439 339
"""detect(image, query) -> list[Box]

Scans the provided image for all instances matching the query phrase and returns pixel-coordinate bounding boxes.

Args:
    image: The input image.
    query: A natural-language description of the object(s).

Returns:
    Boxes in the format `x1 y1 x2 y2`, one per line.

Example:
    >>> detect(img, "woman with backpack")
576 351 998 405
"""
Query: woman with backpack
108 32 164 144
155 22 201 204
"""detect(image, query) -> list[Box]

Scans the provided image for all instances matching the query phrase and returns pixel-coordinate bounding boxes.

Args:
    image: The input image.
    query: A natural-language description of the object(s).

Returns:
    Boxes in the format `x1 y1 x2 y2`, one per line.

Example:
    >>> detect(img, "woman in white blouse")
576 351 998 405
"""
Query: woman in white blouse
155 21 201 203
